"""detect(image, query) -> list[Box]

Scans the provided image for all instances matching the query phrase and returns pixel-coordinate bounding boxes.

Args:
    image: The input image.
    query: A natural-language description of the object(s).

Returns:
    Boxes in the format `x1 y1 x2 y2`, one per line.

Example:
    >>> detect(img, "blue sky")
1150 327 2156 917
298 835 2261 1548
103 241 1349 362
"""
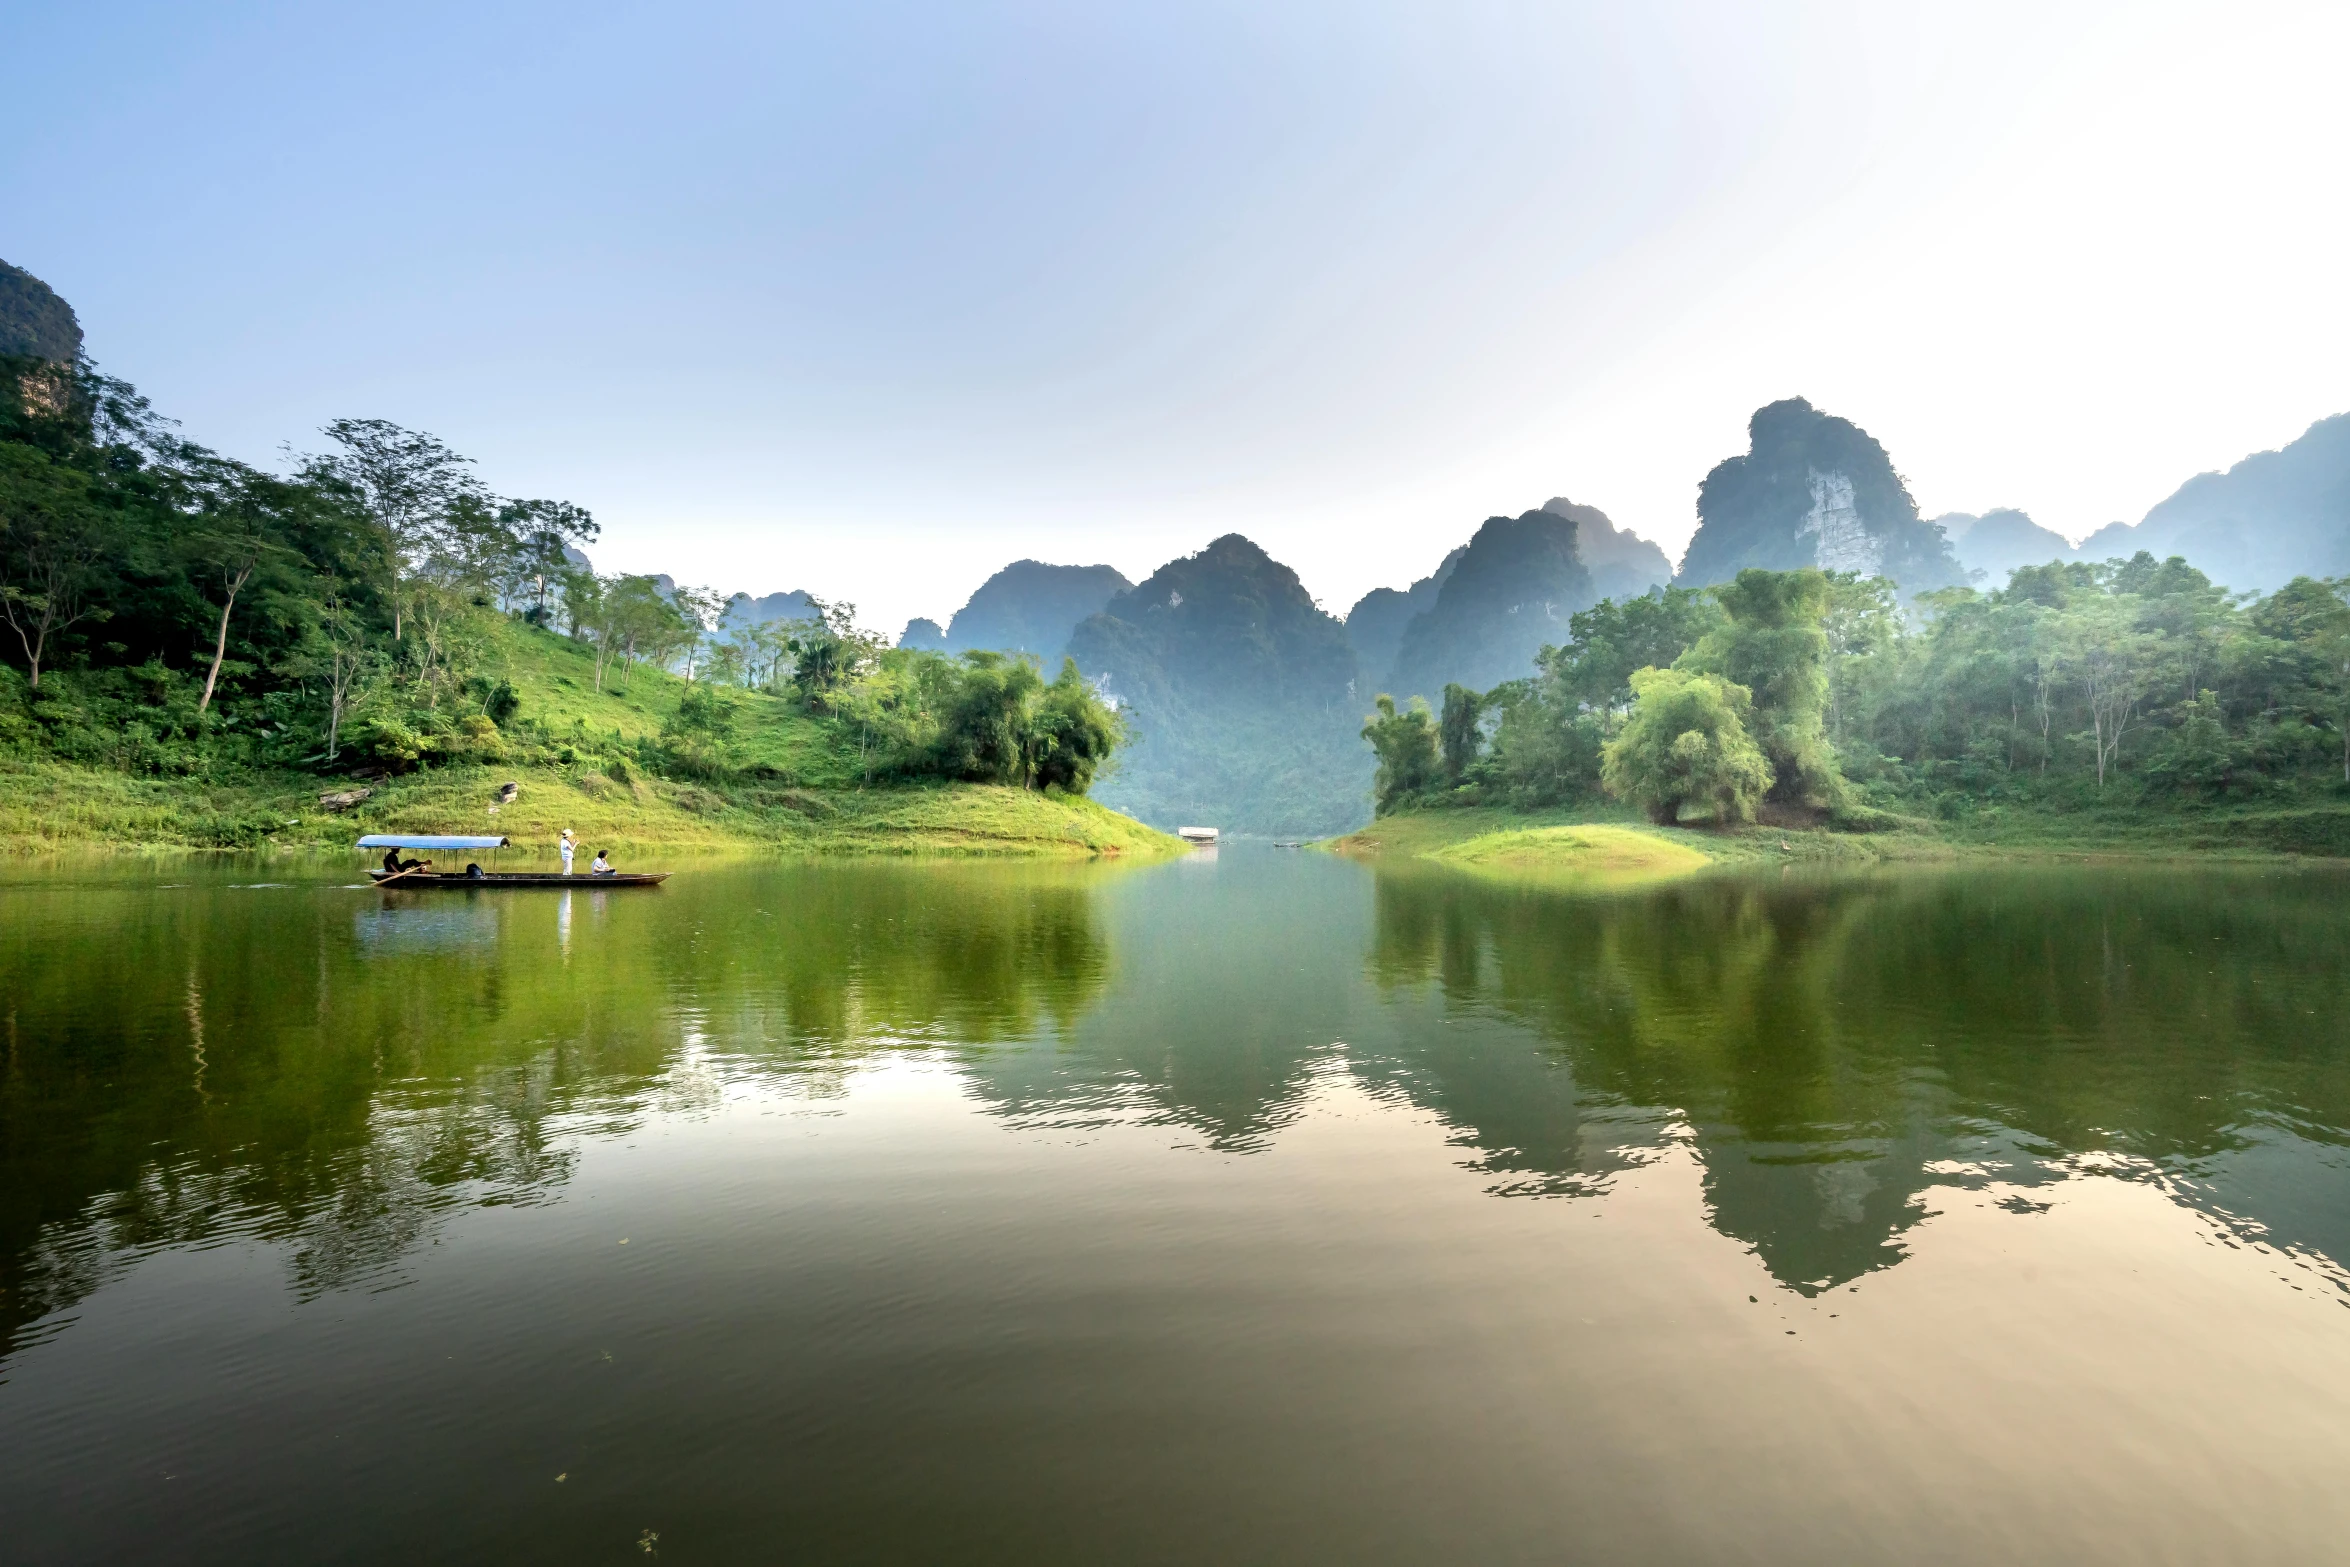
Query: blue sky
7 1 2346 633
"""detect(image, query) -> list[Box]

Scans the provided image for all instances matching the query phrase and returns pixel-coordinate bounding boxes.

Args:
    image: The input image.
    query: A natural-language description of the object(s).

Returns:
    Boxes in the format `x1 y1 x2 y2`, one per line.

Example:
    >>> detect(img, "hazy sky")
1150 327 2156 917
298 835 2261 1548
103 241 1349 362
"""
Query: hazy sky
8 1 2346 633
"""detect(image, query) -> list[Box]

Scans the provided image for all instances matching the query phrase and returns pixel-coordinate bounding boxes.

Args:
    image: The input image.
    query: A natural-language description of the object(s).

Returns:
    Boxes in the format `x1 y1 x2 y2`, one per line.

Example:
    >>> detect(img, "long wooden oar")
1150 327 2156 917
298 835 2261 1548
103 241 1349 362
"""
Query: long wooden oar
374 860 433 886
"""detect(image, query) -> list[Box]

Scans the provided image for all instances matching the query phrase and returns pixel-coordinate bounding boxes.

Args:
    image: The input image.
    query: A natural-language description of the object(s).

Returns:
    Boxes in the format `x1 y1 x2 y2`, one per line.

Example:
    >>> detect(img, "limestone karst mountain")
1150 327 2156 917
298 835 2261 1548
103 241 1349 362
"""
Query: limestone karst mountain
0 260 81 363
1937 508 2077 585
1677 398 1963 592
1384 510 1597 704
1343 547 1463 689
1066 534 1368 836
898 617 948 651
945 560 1131 662
723 588 821 627
2071 413 2350 594
1542 497 1672 603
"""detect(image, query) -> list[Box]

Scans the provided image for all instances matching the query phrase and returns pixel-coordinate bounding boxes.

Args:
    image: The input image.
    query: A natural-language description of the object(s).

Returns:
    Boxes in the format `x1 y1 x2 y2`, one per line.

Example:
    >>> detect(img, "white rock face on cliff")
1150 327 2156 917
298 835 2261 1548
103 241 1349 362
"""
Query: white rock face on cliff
1799 470 1883 576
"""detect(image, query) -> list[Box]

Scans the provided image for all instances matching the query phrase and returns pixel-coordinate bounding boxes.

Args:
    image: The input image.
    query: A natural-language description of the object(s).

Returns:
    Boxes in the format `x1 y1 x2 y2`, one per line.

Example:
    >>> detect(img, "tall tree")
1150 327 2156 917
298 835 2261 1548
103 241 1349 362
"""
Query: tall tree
303 419 486 642
0 445 112 691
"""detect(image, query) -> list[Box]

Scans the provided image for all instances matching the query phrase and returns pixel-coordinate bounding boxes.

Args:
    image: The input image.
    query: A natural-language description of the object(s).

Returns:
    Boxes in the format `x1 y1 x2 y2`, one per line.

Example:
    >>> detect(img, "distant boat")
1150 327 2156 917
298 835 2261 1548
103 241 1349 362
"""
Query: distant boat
1178 826 1219 844
358 834 670 888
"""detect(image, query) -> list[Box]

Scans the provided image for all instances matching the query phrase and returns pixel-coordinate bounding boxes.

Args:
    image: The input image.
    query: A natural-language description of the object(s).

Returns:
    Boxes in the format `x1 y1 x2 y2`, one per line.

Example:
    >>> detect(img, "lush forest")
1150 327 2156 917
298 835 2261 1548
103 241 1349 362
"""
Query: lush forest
1365 555 2350 843
0 349 1123 814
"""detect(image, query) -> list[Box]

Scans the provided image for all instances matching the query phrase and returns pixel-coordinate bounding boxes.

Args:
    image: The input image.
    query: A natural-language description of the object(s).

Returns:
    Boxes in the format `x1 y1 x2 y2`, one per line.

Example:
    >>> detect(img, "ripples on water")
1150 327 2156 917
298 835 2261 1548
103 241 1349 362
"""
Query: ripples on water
4 850 2349 1563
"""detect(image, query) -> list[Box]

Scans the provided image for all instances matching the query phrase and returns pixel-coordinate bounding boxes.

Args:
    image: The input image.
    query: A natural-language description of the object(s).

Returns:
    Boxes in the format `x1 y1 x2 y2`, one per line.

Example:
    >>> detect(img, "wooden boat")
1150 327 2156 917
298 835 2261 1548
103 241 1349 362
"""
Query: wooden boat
357 834 669 888
366 869 671 888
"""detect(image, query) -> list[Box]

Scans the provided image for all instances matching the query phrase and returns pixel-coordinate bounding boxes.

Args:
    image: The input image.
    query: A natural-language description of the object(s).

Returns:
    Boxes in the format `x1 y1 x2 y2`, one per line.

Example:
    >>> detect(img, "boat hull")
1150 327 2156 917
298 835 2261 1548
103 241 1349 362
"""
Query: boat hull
368 871 670 888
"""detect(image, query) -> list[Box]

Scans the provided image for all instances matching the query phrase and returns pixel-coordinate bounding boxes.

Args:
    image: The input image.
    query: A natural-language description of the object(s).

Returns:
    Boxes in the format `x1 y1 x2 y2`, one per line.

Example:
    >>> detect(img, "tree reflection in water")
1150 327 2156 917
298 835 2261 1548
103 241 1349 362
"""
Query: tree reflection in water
8 852 2350 1365
0 861 1114 1356
1361 863 2350 1295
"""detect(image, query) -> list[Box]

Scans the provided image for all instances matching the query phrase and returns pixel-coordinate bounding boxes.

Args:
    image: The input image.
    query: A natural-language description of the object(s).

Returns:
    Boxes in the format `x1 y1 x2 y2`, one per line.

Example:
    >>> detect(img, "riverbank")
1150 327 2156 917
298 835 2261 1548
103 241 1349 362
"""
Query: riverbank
0 757 1182 858
1324 798 2350 874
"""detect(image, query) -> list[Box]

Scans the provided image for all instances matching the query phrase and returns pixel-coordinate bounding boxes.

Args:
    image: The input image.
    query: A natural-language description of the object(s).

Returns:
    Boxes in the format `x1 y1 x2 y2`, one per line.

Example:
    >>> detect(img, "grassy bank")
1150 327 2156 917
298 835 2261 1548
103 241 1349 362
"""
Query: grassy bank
1 610 1184 859
1324 797 2350 876
0 757 1182 858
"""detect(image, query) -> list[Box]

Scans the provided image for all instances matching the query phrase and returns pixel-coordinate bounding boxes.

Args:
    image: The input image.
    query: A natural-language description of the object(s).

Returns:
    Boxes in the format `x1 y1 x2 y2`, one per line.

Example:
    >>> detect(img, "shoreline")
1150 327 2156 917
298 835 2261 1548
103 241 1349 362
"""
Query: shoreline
0 758 1184 860
1322 803 2350 876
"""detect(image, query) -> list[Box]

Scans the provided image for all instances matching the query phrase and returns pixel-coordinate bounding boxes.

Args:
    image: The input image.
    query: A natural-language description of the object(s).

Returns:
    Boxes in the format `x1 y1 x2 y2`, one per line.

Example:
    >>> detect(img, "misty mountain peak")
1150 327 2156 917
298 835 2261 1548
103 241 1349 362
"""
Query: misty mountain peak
1678 397 1962 591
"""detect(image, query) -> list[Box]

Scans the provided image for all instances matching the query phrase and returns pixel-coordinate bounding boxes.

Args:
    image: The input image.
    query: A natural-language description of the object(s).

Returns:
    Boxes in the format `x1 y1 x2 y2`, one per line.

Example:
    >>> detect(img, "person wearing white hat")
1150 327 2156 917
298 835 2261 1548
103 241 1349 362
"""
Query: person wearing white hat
559 828 577 875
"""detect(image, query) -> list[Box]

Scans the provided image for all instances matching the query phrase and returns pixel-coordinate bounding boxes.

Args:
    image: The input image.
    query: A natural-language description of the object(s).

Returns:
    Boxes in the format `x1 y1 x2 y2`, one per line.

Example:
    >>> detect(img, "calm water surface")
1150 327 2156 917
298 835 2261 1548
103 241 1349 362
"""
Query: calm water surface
4 848 2349 1563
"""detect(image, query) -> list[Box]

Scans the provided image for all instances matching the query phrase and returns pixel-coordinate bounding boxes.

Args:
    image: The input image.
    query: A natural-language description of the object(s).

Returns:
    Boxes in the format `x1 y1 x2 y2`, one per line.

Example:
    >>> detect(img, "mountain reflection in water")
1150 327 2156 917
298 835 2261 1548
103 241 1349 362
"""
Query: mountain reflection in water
8 855 2350 1360
7 850 2350 1564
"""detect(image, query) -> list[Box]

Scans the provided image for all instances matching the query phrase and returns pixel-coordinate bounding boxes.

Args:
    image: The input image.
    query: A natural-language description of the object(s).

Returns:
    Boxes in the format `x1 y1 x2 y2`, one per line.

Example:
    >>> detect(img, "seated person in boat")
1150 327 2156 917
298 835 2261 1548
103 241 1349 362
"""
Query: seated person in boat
380 847 428 875
590 850 615 876
465 863 487 879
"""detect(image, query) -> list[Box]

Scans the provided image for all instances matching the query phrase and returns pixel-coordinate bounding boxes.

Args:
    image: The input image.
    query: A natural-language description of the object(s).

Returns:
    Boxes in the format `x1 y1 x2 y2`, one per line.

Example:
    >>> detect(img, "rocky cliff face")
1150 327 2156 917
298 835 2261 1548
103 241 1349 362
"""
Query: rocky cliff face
1678 398 1962 592
0 260 81 364
1067 535 1367 836
945 560 1131 662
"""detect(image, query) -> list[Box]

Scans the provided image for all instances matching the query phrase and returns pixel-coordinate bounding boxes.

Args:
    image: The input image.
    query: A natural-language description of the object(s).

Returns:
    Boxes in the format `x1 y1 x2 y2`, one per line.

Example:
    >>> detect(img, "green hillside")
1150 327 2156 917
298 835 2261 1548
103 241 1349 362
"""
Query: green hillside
0 615 1178 857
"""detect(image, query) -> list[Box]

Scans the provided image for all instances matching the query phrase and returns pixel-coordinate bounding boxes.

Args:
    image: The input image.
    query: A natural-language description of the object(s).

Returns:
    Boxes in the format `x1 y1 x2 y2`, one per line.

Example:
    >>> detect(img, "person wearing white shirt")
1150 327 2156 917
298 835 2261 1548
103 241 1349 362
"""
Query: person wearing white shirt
559 829 577 875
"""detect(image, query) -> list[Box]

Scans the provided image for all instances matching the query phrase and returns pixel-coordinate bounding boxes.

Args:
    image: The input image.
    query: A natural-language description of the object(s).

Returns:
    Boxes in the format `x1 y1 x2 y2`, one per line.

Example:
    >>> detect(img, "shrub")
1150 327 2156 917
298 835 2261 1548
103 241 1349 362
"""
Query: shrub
1601 667 1775 825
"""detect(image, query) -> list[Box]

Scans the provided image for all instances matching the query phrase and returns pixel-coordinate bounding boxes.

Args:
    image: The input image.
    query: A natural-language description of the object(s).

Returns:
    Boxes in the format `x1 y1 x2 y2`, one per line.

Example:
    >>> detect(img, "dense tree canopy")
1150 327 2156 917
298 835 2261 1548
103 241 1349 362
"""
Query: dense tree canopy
1369 555 2350 827
0 354 1126 799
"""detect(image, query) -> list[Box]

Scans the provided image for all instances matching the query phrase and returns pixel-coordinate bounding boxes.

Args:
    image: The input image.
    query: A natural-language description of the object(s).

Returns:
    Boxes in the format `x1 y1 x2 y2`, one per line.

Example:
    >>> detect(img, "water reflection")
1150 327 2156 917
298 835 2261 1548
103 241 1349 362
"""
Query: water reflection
1363 865 2350 1295
7 852 2350 1370
0 862 1113 1356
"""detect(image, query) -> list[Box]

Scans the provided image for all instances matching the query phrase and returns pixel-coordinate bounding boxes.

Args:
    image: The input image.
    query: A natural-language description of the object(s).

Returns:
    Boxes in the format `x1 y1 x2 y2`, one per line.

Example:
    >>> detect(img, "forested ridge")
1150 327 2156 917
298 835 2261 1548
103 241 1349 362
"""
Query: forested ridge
0 348 1124 826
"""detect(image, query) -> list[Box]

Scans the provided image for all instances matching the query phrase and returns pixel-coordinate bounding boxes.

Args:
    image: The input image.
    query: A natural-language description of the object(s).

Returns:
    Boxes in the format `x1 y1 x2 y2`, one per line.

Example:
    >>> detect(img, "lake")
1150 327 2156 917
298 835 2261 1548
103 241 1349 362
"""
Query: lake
4 847 2349 1563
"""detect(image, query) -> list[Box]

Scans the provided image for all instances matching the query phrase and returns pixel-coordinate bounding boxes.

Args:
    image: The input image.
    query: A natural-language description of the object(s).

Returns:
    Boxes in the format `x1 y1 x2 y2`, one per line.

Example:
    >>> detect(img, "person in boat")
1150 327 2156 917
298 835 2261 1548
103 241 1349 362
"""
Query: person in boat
380 847 428 875
590 850 615 876
559 828 577 875
465 863 486 879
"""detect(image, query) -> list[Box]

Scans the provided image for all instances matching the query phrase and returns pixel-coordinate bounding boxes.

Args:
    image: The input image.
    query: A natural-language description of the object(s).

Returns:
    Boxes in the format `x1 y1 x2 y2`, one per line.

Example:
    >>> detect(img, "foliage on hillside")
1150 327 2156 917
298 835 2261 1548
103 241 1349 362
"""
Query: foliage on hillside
1068 533 1369 835
0 350 1139 849
1679 398 1963 591
1371 555 2350 836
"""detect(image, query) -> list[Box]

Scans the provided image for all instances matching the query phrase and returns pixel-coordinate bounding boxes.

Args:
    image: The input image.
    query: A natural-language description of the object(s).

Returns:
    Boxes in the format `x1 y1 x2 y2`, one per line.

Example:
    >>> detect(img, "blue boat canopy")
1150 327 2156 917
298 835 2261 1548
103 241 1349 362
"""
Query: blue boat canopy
357 835 511 850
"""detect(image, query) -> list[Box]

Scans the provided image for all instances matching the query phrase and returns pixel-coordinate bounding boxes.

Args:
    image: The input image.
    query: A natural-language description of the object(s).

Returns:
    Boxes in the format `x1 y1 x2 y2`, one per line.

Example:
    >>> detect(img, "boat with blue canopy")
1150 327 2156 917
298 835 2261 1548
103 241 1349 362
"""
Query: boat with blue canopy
358 834 669 888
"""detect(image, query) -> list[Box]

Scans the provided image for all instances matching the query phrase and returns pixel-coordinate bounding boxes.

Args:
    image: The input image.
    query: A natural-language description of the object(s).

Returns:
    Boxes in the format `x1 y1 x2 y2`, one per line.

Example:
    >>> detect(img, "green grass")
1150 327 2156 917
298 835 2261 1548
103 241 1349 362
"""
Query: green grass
1419 823 1714 884
0 755 1181 858
481 621 867 784
0 616 1185 859
1322 795 2350 873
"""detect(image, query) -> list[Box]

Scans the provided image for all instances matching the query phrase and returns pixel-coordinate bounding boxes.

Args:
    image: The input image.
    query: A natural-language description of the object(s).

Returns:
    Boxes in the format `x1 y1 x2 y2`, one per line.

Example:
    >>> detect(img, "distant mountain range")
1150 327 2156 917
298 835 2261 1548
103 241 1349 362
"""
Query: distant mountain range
1342 547 1463 695
924 560 1130 662
723 588 821 626
1939 414 2350 594
1343 497 1672 708
1549 496 1674 603
1066 535 1368 837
